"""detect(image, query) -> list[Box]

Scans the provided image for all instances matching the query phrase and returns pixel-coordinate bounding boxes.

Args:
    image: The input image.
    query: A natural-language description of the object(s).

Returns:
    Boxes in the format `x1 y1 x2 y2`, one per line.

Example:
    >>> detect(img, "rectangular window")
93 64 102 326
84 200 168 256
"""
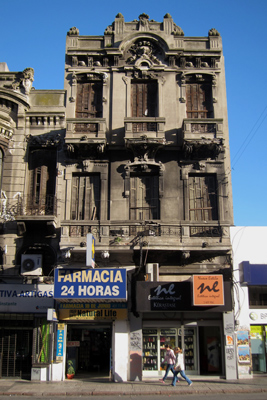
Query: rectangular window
130 174 159 220
28 150 56 215
249 287 267 307
189 175 218 221
71 174 100 220
186 83 213 119
131 81 157 117
76 82 102 118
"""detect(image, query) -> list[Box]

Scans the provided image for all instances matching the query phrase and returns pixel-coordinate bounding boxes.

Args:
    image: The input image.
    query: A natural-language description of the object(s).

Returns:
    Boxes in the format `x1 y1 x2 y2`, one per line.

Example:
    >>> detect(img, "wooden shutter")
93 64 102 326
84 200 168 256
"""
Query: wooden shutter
186 83 212 118
76 82 102 118
28 150 56 215
131 82 157 117
189 175 218 221
130 175 159 220
71 174 100 220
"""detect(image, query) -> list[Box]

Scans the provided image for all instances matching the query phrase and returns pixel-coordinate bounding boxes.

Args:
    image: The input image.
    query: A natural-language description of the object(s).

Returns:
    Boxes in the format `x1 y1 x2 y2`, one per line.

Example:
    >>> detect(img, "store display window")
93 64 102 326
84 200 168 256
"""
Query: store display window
143 329 158 371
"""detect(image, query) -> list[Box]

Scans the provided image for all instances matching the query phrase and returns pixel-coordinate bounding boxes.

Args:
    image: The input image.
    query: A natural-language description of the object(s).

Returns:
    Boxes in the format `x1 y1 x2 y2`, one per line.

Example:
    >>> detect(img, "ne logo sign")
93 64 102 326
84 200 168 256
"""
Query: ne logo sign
193 275 224 306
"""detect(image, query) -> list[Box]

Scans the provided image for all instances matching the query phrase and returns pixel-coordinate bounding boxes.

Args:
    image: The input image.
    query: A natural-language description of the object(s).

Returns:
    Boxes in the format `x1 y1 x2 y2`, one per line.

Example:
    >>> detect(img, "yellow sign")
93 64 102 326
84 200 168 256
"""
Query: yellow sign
59 308 127 321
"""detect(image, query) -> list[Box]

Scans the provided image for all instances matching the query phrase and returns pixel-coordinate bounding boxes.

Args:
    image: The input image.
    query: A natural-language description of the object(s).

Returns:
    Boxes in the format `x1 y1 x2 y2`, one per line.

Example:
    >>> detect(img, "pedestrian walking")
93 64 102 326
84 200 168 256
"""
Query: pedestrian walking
171 347 193 386
159 344 176 383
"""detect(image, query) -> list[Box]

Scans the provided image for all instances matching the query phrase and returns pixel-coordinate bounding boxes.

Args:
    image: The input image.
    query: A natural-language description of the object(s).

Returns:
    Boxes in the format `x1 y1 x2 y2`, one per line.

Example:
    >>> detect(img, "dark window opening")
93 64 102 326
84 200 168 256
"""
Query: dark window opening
249 287 267 307
27 149 57 215
189 175 218 221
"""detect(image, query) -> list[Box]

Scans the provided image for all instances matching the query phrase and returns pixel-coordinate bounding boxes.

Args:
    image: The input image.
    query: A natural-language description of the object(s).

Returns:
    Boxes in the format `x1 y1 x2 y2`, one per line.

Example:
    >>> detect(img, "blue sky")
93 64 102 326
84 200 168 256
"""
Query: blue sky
2 0 267 226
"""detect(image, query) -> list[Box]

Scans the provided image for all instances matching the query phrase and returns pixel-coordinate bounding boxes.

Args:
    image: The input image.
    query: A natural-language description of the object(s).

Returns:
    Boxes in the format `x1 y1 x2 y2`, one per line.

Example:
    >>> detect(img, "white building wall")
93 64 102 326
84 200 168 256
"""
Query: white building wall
230 226 267 378
113 320 129 382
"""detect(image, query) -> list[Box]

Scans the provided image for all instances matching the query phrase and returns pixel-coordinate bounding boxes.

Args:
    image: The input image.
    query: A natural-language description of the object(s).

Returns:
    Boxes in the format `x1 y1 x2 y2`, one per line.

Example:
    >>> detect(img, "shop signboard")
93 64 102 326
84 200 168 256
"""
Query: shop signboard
54 268 127 300
193 275 224 306
249 309 267 324
0 284 54 313
58 302 128 320
56 323 65 361
136 280 231 312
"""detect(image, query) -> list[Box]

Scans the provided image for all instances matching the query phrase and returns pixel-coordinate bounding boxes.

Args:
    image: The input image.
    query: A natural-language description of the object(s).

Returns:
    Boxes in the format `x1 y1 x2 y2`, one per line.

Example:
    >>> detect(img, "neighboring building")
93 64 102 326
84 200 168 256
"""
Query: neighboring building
0 13 236 381
231 226 267 378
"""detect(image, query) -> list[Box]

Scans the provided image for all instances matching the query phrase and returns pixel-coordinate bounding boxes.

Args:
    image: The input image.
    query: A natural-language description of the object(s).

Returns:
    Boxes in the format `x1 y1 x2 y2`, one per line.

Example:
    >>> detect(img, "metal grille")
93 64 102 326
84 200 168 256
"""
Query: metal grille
0 329 32 378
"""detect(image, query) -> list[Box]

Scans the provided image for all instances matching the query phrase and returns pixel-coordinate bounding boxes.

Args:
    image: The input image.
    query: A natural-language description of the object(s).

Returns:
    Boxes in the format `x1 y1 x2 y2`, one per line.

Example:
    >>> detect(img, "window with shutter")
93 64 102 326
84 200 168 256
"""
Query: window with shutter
130 174 159 220
186 82 213 118
27 150 56 215
189 175 218 221
71 174 100 220
131 81 157 117
76 82 103 118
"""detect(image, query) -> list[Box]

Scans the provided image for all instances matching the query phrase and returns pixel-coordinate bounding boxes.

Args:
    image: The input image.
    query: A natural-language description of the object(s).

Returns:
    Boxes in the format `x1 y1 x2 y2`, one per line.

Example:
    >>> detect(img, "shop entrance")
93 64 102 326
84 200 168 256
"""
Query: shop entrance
199 326 222 375
67 324 112 378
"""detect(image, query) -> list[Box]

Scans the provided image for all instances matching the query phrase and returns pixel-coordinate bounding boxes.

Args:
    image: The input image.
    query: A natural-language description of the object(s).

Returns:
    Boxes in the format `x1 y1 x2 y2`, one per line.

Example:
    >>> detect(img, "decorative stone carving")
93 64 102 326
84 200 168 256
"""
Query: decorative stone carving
26 132 62 148
209 28 220 36
138 13 150 31
183 139 224 160
6 68 34 95
104 25 113 35
126 39 162 67
172 24 184 36
68 27 79 36
125 137 166 161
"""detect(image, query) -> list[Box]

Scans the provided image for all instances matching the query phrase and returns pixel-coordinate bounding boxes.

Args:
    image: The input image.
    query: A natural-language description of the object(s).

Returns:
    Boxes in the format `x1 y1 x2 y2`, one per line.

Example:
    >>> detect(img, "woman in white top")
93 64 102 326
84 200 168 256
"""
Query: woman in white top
171 347 193 387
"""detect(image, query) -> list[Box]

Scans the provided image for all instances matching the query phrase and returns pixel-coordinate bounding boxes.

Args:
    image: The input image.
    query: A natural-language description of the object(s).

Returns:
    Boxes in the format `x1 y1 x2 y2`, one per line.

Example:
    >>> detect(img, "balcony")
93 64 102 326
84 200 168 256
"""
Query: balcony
65 118 106 149
59 220 230 253
182 118 224 159
0 195 57 232
124 117 165 140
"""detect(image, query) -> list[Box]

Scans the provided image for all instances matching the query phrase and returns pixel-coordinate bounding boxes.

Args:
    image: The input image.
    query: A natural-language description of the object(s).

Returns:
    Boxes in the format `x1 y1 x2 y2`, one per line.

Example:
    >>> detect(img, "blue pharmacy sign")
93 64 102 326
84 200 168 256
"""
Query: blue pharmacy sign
56 324 65 360
54 268 127 300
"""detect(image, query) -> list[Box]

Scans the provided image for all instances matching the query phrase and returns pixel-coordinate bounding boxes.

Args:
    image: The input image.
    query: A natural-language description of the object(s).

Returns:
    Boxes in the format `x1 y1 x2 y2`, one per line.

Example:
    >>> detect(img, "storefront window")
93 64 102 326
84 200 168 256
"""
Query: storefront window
251 325 267 373
143 329 158 371
142 327 198 374
178 328 196 371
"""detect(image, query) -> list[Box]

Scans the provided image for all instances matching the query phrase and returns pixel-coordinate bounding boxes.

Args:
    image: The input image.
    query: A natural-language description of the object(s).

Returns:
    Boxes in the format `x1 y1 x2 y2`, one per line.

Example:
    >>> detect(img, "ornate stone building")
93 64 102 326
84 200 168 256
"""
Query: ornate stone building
0 14 236 381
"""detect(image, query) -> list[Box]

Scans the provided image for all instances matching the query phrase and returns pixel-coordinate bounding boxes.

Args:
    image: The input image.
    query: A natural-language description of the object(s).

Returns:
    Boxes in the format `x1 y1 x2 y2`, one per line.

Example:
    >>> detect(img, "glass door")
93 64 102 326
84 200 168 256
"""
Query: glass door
160 329 176 371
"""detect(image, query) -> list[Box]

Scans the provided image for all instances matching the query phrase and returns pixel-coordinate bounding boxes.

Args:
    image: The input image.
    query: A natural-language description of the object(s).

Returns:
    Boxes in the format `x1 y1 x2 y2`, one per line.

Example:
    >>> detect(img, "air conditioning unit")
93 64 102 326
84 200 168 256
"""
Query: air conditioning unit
145 263 159 282
21 254 43 276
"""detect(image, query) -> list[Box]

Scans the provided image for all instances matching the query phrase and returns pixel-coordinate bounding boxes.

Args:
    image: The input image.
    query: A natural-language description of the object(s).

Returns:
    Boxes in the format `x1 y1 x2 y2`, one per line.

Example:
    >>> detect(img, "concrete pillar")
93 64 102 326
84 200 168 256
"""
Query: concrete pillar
129 313 142 381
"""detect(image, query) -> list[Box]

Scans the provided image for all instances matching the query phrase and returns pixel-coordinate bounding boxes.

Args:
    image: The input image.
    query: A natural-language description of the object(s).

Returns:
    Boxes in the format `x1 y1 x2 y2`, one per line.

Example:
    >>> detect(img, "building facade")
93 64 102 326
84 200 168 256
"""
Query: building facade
231 227 267 378
0 13 236 381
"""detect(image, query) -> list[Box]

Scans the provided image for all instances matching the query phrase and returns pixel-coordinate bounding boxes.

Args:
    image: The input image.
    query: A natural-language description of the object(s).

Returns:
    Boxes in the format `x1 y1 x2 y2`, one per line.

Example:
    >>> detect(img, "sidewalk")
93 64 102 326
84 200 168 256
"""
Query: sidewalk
0 375 266 397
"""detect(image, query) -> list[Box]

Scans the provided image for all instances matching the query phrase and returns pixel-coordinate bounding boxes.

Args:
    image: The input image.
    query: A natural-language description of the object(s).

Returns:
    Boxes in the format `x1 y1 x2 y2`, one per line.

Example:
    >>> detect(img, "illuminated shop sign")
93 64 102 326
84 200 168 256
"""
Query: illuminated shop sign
54 268 127 300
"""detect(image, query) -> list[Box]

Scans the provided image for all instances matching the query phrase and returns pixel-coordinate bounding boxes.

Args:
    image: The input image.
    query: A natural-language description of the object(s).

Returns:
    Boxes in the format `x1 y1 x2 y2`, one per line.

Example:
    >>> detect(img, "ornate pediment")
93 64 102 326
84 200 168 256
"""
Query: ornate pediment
126 39 163 68
125 136 166 162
